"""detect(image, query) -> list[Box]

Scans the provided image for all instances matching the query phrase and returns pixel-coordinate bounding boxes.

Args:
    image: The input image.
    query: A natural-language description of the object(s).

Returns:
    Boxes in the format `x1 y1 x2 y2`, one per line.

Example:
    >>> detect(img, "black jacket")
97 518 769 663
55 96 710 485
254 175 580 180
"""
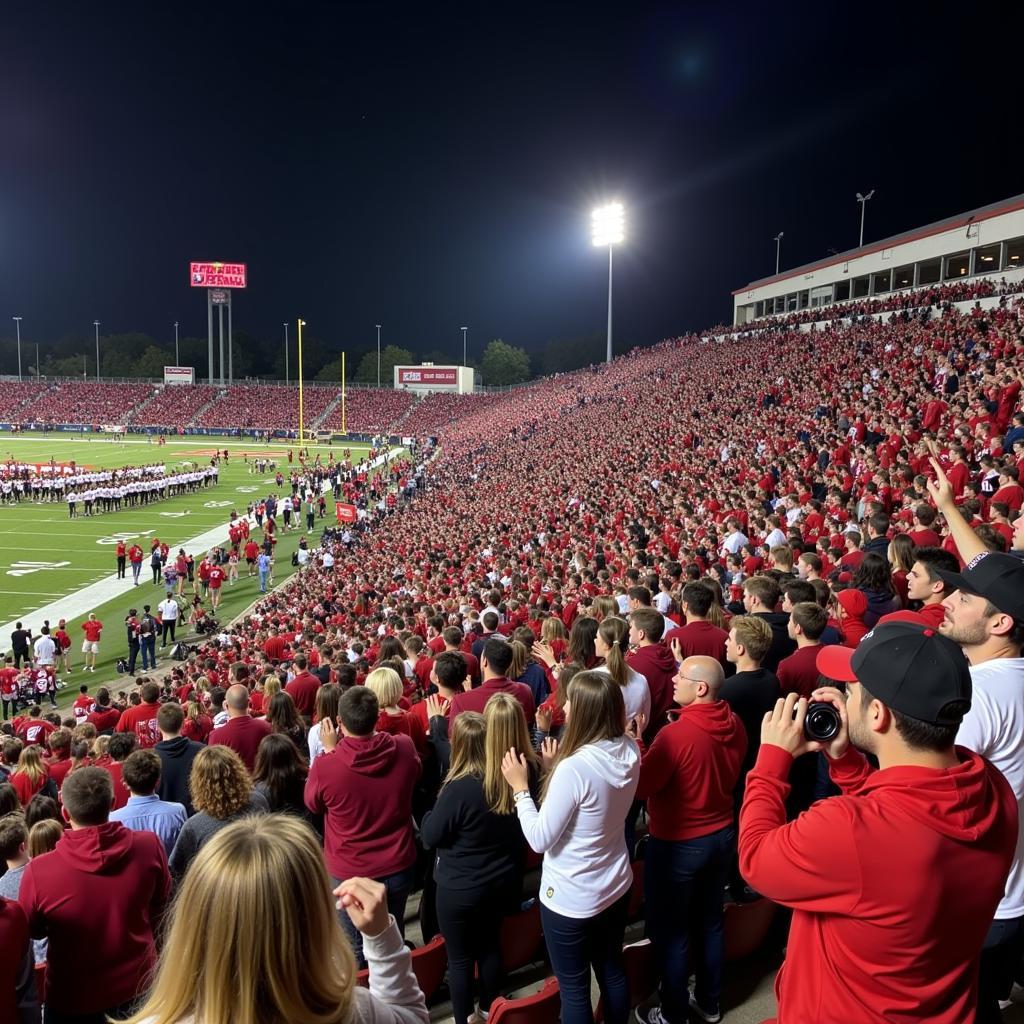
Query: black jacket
155 735 204 815
420 774 527 893
754 611 796 673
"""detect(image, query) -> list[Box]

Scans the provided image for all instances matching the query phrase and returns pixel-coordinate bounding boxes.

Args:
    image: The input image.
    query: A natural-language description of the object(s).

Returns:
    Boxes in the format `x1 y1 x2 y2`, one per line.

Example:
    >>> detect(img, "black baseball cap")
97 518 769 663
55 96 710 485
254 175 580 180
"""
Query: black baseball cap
935 551 1024 622
816 621 972 727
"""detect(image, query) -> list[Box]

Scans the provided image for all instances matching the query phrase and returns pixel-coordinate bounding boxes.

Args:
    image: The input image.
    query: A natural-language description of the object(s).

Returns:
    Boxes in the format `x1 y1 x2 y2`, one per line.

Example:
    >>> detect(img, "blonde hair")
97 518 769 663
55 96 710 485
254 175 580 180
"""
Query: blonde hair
729 615 772 664
91 735 110 760
189 746 253 820
484 693 537 815
591 595 617 621
507 640 529 681
597 617 629 687
541 617 566 643
445 712 486 788
27 818 63 857
365 667 402 709
262 676 282 702
123 815 357 1024
13 745 47 789
542 671 624 800
701 578 727 630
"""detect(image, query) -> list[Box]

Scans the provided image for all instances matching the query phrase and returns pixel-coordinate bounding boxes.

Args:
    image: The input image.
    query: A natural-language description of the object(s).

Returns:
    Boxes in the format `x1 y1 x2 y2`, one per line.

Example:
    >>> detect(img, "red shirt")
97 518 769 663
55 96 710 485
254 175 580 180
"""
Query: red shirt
208 715 272 773
208 567 225 590
0 899 29 1024
116 702 162 749
87 706 121 732
776 644 824 700
739 744 1016 1024
447 677 535 725
285 672 321 716
907 528 942 548
14 717 55 745
637 700 746 841
376 709 427 755
82 619 103 643
11 768 48 805
663 621 729 665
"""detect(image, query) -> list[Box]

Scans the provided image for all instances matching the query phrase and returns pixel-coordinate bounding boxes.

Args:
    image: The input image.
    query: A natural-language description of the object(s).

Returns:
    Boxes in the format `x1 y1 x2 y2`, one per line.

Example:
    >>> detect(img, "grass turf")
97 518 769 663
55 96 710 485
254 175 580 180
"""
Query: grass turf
0 433 378 713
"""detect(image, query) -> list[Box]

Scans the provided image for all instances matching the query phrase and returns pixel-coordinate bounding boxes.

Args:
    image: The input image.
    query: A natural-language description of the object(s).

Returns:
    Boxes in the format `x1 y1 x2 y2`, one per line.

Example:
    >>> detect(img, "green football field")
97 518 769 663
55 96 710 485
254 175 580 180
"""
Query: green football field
0 433 381 707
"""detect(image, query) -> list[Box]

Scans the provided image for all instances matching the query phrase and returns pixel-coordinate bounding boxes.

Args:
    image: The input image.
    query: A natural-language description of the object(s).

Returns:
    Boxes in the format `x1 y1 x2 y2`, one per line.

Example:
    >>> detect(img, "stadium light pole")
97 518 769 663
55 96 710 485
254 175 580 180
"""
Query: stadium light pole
375 324 382 387
297 318 306 443
93 320 101 380
173 321 179 365
282 322 290 385
12 317 22 382
591 202 624 364
774 232 784 275
856 190 875 247
461 326 468 366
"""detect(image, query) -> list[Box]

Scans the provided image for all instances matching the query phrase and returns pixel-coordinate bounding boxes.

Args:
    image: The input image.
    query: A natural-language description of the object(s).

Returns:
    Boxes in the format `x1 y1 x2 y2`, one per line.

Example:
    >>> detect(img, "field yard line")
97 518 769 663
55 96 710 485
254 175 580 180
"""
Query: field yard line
0 446 403 639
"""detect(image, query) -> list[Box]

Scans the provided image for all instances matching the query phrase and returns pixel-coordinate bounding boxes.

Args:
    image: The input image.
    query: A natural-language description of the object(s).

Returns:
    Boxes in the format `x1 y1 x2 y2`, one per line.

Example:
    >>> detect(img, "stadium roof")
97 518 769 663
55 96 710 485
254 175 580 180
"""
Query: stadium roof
732 192 1024 295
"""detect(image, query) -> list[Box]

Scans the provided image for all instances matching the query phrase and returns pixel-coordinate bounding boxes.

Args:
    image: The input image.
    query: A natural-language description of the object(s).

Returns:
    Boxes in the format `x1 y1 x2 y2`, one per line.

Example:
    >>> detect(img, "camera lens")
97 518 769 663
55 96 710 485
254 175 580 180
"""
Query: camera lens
804 701 841 742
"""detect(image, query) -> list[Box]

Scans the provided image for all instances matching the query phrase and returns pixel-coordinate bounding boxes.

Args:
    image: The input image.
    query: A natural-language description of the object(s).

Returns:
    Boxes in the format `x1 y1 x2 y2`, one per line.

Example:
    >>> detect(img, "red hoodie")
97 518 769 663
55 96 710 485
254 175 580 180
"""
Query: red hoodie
627 642 679 740
0 898 30 1024
740 744 1017 1024
637 700 746 841
305 731 420 880
18 820 171 1013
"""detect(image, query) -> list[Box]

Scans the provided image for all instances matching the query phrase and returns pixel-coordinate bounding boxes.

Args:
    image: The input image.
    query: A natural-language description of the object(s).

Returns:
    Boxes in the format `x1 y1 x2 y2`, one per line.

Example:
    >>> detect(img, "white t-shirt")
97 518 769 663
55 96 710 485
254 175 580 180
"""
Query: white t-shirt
957 657 1024 919
596 665 651 728
159 599 179 622
33 635 56 664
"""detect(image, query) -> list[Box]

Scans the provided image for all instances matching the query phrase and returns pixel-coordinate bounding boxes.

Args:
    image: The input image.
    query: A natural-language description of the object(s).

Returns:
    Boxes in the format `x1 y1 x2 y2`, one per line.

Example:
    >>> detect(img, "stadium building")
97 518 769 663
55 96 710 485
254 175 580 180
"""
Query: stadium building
732 193 1024 325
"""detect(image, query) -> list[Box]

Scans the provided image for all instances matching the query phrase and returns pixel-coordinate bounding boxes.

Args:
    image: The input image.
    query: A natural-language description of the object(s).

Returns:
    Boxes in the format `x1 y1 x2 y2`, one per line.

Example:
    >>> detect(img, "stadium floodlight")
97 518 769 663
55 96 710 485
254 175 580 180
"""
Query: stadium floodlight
461 326 468 367
856 190 875 247
12 317 22 382
774 232 784 275
174 321 180 365
297 319 307 443
591 202 624 364
376 324 382 387
283 323 290 384
93 321 101 380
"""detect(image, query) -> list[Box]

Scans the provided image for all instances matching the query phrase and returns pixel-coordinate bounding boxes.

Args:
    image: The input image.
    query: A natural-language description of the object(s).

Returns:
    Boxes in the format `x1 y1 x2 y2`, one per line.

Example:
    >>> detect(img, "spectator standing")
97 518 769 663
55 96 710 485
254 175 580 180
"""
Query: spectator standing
138 605 158 670
284 652 321 717
663 583 729 666
937 551 1024 1021
447 637 535 725
776 601 828 699
167 746 269 879
18 767 171 1021
120 815 429 1024
893 547 960 630
110 749 187 855
0 895 37 1024
116 679 162 749
741 577 794 672
739 624 1016 1024
305 686 420 967
154 702 204 815
10 623 31 669
32 628 55 674
626 608 678 742
207 684 272 773
501 671 640 1024
637 656 746 1024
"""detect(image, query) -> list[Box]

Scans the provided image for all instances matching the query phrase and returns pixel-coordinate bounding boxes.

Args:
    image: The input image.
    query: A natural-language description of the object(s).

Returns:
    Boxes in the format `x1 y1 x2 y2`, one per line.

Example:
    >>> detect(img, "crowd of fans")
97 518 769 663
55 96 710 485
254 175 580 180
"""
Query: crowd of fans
19 382 155 426
128 384 219 427
0 276 1023 1024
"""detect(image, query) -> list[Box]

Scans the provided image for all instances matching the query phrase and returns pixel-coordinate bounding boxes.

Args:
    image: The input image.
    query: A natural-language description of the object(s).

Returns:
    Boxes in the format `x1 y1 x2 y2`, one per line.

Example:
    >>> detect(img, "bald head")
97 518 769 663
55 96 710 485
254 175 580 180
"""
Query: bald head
681 656 725 700
225 684 250 715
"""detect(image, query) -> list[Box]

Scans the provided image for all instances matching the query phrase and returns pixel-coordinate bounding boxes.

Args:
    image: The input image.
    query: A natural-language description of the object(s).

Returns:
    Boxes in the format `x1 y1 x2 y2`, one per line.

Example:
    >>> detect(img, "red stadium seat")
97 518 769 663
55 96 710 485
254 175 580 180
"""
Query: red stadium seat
409 933 447 1002
499 900 543 973
724 898 777 962
488 976 561 1024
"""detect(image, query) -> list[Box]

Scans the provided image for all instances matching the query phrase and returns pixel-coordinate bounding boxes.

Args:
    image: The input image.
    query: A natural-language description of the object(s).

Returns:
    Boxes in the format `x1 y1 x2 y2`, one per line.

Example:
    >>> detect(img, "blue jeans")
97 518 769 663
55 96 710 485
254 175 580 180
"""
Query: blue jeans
332 864 416 969
645 827 734 1022
140 635 156 669
259 569 269 592
540 892 630 1024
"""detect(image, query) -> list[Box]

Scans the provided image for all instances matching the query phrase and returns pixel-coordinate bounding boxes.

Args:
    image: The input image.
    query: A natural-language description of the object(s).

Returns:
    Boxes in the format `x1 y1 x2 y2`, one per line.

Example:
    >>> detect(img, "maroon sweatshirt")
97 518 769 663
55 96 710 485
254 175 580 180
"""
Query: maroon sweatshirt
637 699 747 840
448 676 535 725
627 642 679 740
285 671 322 716
775 644 824 700
305 731 420 879
19 821 170 1013
0 898 30 1024
208 714 272 773
663 621 729 665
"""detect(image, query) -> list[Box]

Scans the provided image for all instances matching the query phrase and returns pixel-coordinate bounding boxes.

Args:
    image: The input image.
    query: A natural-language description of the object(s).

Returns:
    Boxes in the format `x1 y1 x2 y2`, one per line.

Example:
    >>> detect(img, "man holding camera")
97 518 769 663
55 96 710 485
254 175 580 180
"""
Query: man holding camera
739 622 1017 1024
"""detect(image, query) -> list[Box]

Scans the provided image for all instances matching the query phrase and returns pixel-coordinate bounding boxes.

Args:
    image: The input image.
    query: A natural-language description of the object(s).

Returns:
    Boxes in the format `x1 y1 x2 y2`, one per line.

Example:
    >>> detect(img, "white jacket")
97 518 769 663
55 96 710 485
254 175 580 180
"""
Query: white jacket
516 736 640 918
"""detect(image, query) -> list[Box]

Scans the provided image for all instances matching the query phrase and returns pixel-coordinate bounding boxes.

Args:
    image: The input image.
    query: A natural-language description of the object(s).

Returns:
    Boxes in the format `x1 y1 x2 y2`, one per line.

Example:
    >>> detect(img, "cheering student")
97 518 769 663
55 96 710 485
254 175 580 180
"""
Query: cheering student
122 815 428 1024
80 614 103 673
501 670 639 1024
739 623 1017 1024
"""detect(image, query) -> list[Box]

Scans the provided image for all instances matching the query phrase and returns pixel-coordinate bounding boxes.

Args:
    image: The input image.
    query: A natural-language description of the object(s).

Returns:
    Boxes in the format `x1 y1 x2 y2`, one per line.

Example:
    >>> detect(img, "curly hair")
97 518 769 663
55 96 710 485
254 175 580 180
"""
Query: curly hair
188 745 253 819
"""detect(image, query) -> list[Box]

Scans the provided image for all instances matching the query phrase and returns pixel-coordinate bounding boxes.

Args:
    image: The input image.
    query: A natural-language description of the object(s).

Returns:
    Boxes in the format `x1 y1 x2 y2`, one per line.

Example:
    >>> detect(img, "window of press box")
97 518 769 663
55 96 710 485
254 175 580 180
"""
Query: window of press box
973 244 1000 272
834 279 851 301
852 276 870 298
892 265 914 289
872 271 892 293
918 258 941 285
943 251 970 278
1005 237 1024 267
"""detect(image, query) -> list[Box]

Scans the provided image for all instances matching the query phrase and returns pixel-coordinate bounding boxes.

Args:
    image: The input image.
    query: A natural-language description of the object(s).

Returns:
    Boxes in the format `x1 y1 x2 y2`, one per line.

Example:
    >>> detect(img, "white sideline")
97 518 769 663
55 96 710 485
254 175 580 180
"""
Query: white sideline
0 447 404 639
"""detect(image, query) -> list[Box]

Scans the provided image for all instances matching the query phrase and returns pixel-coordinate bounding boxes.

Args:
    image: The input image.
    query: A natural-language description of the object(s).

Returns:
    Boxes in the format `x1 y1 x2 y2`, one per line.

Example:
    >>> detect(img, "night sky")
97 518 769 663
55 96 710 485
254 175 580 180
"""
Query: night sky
2 2 1023 365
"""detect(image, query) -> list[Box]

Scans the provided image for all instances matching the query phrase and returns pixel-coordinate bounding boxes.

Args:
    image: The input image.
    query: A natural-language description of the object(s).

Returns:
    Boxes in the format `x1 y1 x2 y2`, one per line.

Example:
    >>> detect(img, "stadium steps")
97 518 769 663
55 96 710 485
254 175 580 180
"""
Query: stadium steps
311 392 343 431
122 386 161 424
390 393 423 431
185 389 224 427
